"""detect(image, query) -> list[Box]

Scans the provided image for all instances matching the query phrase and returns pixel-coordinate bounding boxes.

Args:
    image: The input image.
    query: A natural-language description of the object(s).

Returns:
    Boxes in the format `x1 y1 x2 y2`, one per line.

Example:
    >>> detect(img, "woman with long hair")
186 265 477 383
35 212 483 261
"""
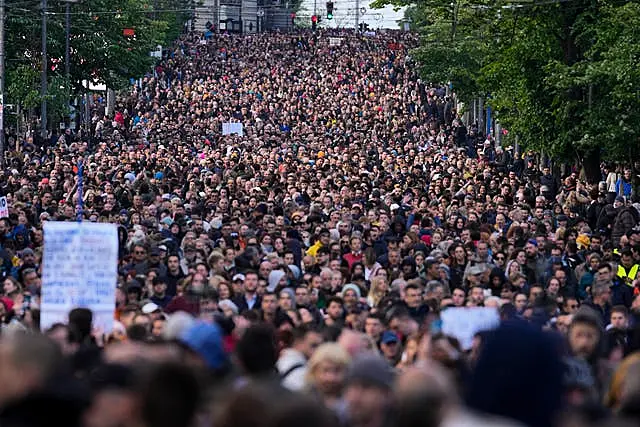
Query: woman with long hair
362 247 381 281
366 276 389 309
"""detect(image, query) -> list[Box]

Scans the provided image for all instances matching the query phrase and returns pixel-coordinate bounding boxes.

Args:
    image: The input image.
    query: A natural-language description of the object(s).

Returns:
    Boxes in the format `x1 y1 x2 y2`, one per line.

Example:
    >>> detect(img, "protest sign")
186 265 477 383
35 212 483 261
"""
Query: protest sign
0 196 8 218
40 222 118 332
440 307 500 350
222 122 244 136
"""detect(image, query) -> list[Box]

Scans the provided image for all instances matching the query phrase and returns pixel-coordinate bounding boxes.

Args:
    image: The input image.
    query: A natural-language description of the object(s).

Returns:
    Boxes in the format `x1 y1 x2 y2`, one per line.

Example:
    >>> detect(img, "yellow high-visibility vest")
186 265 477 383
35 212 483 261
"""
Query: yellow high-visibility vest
617 264 639 286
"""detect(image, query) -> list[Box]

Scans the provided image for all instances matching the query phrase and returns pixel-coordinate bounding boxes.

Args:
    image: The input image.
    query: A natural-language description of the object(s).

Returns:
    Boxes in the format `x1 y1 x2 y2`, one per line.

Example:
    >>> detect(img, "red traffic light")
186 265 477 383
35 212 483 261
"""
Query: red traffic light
311 15 317 23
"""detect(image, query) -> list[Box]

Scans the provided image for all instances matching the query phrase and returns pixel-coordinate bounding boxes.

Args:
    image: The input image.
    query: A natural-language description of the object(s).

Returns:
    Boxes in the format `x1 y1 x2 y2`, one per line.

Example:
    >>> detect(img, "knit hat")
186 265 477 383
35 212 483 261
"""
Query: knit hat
279 288 297 309
576 234 590 250
179 321 227 370
341 283 361 299
287 264 301 280
267 270 287 292
218 299 239 316
162 311 195 340
346 353 395 390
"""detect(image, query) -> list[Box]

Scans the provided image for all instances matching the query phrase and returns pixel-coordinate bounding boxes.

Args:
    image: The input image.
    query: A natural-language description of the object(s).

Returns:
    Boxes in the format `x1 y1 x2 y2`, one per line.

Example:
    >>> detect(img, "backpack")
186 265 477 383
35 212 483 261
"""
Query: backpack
279 363 305 381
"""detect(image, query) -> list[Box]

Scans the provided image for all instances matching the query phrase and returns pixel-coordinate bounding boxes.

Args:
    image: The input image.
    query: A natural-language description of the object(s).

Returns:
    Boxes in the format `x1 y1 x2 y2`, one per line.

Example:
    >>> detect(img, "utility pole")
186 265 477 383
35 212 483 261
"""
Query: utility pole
65 1 71 129
0 0 5 168
65 2 70 78
41 0 48 139
355 0 360 30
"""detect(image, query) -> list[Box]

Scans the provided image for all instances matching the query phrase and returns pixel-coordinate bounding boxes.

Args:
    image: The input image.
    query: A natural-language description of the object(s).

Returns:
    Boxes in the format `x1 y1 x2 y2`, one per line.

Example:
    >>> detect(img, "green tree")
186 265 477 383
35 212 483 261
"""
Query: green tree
4 0 189 129
372 0 640 183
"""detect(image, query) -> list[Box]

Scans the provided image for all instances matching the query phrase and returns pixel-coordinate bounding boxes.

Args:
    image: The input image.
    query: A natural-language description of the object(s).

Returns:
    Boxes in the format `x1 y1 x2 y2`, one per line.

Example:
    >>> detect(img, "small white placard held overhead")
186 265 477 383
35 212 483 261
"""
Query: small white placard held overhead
440 307 500 350
40 222 118 333
0 197 8 218
222 122 244 136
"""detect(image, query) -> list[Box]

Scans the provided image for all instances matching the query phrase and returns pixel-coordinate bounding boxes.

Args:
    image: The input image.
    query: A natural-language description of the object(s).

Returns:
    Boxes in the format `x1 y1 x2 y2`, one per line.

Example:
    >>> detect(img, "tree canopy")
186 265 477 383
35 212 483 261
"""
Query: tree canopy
371 0 640 183
4 0 192 129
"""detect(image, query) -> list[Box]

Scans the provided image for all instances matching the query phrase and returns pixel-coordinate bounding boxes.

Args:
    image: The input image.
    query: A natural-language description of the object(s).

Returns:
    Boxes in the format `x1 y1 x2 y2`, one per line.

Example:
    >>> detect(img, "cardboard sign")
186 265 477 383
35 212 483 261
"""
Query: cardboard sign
0 197 8 218
440 307 500 350
40 222 118 332
222 122 244 136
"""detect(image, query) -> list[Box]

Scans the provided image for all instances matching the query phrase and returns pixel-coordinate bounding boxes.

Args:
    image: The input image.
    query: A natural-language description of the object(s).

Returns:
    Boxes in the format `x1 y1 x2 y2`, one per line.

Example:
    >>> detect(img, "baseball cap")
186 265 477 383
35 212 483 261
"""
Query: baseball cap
381 330 399 344
232 273 246 282
141 302 160 314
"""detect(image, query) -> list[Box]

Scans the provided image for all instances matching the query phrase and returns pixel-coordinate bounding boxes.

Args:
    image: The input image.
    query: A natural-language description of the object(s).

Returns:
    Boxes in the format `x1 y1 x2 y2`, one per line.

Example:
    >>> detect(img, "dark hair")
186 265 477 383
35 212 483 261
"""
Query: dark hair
140 363 201 427
245 270 259 279
611 305 628 317
325 296 342 307
405 283 421 292
68 308 93 344
235 324 278 376
291 324 320 342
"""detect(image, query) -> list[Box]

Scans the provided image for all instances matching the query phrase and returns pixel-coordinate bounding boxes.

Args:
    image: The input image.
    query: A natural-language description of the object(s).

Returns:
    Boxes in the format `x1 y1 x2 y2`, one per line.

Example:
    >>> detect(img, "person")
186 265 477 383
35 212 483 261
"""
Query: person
605 305 630 358
0 332 64 407
305 343 351 413
235 323 278 383
343 354 395 427
277 325 324 391
235 270 262 313
567 308 608 399
584 282 612 326
616 250 639 288
403 284 429 323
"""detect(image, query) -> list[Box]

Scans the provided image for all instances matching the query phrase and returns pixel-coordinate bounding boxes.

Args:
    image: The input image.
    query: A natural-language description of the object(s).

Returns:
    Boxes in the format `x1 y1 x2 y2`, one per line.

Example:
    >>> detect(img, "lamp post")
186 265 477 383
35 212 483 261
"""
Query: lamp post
63 0 80 128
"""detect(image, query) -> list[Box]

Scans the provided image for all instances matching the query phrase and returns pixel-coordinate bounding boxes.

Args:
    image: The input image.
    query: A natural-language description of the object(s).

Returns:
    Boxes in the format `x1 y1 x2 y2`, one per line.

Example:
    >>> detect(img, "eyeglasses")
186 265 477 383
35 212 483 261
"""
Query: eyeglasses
134 251 146 255
569 304 579 309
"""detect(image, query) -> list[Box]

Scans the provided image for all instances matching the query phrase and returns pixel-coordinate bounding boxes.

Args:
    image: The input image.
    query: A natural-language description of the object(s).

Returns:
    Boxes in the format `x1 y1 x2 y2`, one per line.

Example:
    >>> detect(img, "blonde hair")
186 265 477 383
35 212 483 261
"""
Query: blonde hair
367 276 388 308
605 352 640 408
305 343 351 389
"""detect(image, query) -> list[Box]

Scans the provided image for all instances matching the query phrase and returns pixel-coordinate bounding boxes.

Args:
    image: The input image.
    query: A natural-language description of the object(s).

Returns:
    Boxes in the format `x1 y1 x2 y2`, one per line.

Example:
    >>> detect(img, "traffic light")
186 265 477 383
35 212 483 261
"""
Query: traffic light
326 2 334 19
311 14 317 30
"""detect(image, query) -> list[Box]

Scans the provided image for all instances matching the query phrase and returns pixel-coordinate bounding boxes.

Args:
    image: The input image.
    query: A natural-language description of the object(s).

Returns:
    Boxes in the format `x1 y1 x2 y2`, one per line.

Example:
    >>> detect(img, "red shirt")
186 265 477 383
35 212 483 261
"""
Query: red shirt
343 252 363 269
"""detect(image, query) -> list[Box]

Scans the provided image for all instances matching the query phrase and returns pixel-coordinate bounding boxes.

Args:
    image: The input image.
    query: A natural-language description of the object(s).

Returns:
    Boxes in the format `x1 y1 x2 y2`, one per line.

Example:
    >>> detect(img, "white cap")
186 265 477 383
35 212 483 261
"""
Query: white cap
142 302 160 314
232 273 246 282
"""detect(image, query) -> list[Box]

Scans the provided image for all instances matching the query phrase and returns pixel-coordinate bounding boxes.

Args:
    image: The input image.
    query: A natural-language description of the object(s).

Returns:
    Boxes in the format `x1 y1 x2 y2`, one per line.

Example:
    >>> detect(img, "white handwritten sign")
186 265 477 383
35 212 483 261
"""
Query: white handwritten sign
41 222 118 333
440 307 500 350
0 197 8 218
222 122 243 136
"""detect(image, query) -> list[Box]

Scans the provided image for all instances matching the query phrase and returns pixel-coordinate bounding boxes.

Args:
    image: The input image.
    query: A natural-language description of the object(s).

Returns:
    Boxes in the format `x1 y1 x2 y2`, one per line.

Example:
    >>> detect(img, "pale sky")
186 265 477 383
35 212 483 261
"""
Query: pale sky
297 0 407 29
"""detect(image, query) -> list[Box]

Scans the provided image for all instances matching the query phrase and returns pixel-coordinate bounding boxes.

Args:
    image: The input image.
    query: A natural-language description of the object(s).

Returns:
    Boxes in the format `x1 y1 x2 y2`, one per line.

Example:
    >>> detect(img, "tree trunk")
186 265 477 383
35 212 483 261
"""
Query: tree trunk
582 149 601 185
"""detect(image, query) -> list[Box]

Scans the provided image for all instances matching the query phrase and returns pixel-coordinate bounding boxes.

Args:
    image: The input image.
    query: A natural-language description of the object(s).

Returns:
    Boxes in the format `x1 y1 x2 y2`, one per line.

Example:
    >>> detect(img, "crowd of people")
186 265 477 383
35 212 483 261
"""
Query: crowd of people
0 27 640 427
